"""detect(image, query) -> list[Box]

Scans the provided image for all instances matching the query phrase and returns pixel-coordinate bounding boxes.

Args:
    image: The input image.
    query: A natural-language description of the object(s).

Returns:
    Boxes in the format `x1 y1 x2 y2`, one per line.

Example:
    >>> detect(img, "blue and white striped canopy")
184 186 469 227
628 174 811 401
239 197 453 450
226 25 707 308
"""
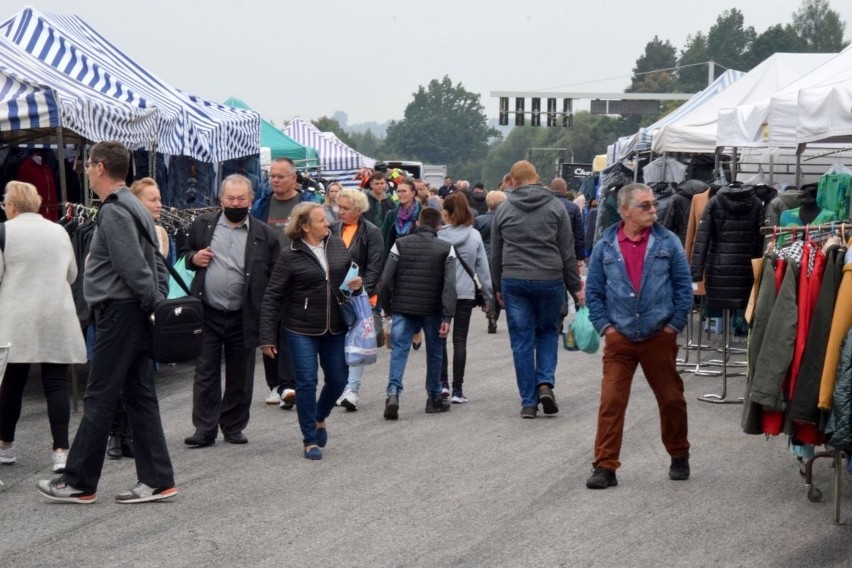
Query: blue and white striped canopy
284 117 375 172
0 33 157 146
0 7 260 162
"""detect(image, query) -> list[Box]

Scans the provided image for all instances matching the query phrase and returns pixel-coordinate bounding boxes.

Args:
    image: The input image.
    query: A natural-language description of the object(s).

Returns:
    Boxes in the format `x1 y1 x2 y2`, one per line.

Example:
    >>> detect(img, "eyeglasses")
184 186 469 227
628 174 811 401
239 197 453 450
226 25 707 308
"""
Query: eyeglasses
630 200 658 211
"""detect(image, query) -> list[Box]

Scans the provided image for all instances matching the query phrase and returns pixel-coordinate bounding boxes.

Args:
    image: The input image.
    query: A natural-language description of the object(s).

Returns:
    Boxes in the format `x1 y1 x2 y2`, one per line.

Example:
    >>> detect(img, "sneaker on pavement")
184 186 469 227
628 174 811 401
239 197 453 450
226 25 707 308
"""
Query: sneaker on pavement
338 389 358 411
450 390 468 404
37 478 97 503
669 454 690 481
383 394 399 420
265 388 280 405
440 382 450 399
52 449 68 473
115 482 178 504
538 384 559 415
425 396 450 413
520 406 538 419
0 444 16 465
487 316 497 334
279 388 296 410
586 467 618 489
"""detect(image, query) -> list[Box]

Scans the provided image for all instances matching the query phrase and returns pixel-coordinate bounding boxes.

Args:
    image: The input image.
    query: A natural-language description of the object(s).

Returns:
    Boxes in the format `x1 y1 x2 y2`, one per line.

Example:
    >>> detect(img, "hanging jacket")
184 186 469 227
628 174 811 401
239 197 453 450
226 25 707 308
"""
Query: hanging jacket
818 262 852 411
690 185 763 309
789 245 846 425
825 328 852 451
663 180 709 245
652 182 676 228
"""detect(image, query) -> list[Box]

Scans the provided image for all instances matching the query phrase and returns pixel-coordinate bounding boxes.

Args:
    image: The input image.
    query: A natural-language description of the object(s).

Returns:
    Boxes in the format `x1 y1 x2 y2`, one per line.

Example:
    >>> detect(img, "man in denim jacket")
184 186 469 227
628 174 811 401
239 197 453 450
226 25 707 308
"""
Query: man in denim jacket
584 183 693 490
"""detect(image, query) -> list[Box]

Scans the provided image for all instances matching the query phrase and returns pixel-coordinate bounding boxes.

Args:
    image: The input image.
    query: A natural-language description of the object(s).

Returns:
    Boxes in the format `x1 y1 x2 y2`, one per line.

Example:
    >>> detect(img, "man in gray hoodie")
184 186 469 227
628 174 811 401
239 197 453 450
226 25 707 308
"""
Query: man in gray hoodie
492 161 584 419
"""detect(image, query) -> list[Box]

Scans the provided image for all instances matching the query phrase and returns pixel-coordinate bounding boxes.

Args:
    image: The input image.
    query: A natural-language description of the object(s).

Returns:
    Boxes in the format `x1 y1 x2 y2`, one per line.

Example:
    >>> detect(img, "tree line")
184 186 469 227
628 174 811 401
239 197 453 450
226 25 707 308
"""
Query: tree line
310 0 848 188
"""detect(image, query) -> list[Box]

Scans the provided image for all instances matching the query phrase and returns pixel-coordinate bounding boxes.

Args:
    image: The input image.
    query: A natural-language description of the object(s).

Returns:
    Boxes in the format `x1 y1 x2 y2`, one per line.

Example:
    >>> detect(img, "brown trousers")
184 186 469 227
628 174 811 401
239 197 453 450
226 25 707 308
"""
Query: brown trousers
593 330 690 471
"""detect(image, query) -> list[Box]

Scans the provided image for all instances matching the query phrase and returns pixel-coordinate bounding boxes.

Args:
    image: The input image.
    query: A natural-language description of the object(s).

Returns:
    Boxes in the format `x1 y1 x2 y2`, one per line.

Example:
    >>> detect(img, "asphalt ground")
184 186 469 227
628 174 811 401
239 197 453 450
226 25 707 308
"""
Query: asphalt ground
0 314 849 568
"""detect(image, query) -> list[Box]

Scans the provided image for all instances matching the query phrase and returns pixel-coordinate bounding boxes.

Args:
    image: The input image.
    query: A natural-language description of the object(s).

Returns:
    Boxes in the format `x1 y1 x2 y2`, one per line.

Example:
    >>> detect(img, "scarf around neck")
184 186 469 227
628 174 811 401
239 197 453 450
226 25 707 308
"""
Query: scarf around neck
395 200 421 236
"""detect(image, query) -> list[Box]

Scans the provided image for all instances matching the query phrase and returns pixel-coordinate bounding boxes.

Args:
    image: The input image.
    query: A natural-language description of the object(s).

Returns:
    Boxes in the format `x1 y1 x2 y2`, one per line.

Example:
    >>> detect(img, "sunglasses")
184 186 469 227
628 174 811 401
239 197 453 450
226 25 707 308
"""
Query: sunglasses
630 200 658 211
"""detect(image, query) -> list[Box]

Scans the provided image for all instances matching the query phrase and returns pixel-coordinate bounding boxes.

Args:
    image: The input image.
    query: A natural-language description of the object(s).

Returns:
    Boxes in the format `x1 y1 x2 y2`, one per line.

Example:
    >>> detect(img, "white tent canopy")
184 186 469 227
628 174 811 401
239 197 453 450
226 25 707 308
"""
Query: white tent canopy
717 46 852 148
613 69 745 161
797 77 852 145
652 53 834 154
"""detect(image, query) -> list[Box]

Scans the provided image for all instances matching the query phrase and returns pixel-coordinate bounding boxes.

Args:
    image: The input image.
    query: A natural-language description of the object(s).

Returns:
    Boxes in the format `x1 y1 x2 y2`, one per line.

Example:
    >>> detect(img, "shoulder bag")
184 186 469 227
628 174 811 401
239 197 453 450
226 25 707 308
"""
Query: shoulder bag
107 198 203 364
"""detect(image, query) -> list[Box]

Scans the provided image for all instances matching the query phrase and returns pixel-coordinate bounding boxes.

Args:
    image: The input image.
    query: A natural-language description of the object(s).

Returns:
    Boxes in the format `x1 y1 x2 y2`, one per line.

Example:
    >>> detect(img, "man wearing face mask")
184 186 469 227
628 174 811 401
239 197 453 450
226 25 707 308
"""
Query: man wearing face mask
180 175 281 447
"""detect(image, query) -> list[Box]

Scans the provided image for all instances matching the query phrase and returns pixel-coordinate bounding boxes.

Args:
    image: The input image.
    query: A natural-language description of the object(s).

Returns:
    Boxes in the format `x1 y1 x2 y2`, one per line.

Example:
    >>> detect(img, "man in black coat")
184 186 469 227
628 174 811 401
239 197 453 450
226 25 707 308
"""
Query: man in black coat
180 175 281 447
473 190 507 333
550 177 585 272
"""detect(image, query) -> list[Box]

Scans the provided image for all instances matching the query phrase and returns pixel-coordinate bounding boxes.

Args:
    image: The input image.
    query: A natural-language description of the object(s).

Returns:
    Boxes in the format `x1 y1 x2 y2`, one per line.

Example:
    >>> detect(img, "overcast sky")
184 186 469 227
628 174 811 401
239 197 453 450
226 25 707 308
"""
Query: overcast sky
12 1 852 126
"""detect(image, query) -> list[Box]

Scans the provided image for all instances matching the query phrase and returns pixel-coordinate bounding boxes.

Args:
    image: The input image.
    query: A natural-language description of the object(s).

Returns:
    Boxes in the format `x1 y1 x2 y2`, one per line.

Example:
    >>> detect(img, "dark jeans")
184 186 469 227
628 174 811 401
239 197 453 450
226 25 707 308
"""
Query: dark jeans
287 331 348 447
62 301 174 494
0 362 70 449
262 317 295 393
441 299 476 390
192 307 256 438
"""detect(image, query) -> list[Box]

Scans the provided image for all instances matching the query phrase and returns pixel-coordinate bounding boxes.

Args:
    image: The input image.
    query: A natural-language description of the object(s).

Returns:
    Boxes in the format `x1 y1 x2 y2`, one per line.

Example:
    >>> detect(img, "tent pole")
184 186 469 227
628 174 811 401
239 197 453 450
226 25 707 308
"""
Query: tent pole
55 125 68 205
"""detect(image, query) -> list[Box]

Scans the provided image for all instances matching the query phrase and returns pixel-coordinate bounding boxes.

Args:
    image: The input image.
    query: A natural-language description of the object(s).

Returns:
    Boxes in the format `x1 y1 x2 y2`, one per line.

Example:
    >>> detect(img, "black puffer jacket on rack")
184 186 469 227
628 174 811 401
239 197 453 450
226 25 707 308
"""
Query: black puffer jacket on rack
663 179 709 245
690 185 763 309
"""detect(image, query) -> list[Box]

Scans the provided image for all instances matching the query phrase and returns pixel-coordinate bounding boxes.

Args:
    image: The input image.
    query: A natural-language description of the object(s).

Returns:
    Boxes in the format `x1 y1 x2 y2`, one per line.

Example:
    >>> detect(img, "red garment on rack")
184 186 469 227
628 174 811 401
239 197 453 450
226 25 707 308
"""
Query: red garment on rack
16 155 59 221
789 243 824 398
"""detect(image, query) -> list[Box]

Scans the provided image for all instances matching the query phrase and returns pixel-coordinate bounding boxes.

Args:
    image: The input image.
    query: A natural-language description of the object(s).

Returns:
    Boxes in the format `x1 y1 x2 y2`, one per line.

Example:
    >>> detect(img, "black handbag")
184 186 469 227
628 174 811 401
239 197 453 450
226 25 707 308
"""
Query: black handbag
456 253 486 307
108 199 204 364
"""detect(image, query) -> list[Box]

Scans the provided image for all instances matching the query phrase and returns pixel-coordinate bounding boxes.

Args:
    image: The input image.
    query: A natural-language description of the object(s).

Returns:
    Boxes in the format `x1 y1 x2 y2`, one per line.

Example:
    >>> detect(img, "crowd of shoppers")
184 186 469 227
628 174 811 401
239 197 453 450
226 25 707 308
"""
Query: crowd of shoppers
0 145 695 505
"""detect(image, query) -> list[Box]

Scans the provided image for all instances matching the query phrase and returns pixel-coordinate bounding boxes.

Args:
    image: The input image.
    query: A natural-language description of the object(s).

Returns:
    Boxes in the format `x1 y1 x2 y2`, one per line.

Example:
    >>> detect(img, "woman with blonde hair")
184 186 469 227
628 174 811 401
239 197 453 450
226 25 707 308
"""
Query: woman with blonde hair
260 203 362 460
0 181 87 473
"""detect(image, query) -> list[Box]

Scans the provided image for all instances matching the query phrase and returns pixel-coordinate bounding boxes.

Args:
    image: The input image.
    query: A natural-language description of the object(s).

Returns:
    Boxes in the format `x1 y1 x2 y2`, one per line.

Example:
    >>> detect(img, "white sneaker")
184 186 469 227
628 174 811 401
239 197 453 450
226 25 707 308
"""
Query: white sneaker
0 444 15 465
52 449 68 473
338 390 358 411
279 388 296 410
265 388 280 405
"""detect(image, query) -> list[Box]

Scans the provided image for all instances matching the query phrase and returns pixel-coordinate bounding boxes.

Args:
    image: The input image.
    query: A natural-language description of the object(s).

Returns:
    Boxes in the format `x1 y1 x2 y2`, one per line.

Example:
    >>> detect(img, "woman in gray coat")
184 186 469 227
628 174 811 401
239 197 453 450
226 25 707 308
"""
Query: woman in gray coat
0 181 87 474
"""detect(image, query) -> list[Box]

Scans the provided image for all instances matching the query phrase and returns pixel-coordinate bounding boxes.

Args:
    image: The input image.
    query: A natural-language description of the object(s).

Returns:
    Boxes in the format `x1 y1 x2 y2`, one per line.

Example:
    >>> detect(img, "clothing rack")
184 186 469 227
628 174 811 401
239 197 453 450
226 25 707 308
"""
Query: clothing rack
760 221 852 236
696 308 746 404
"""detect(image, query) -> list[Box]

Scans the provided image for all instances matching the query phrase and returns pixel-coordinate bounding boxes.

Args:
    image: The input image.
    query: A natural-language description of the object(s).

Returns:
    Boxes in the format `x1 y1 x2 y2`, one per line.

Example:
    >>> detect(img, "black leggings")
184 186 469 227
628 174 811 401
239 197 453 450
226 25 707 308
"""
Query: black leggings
0 362 70 449
441 299 477 390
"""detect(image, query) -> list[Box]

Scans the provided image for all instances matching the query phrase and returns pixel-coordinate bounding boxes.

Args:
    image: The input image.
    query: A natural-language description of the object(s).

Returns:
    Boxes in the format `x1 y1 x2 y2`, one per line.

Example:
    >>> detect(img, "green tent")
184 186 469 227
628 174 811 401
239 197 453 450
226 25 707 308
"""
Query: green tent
224 97 318 166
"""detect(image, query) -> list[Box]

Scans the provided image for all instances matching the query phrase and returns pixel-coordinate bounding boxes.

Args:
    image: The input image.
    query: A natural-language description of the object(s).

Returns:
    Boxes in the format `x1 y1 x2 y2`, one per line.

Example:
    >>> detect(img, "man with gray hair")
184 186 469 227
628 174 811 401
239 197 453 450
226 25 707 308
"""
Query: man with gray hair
37 140 174 504
181 175 280 447
584 183 693 490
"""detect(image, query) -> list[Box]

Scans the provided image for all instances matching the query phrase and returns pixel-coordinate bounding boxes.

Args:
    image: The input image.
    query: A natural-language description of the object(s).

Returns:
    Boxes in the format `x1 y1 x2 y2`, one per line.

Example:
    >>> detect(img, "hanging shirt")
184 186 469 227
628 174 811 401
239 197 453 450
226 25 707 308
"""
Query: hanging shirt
817 172 851 220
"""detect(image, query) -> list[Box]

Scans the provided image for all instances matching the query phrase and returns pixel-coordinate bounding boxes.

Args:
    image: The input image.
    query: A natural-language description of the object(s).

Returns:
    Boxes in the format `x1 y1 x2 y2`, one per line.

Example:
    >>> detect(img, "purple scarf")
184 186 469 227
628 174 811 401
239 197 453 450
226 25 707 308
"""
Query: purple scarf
395 200 421 237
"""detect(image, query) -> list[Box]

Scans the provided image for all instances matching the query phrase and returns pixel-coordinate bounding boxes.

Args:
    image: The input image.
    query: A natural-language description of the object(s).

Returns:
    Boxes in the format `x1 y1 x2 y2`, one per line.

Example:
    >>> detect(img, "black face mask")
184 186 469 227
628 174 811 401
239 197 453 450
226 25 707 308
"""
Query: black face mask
223 207 249 223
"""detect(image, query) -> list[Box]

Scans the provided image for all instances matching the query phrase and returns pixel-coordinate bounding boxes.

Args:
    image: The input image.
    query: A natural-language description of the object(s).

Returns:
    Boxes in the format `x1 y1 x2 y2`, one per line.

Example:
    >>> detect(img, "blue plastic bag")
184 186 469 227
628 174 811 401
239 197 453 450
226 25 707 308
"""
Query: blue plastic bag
570 306 600 354
167 256 196 299
345 294 378 366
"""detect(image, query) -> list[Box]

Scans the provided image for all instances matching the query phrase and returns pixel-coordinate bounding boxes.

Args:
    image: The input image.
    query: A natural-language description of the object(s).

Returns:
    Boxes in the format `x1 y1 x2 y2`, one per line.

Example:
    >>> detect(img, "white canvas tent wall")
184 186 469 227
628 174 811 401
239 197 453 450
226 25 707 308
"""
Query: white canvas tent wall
797 77 852 146
614 69 745 161
652 53 834 154
718 46 851 149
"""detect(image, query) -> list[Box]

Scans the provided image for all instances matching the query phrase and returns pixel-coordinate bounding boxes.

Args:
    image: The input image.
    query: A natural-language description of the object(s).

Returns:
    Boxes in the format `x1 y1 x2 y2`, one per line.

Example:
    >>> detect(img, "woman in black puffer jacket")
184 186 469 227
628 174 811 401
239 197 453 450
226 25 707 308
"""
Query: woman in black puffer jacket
260 203 361 460
690 184 763 310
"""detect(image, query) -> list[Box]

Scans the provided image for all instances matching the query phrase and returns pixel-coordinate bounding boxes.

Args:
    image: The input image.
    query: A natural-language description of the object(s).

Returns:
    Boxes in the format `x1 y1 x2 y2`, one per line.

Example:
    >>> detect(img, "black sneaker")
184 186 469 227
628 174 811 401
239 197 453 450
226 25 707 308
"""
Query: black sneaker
425 396 450 413
383 394 399 420
520 406 538 419
538 385 559 415
487 317 497 334
586 467 618 489
669 454 690 480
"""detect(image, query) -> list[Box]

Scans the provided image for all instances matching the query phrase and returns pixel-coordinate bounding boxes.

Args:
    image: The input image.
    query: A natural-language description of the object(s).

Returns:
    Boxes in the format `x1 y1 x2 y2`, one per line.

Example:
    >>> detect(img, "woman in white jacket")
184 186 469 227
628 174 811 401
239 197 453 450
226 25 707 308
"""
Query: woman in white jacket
0 181 87 473
437 193 493 403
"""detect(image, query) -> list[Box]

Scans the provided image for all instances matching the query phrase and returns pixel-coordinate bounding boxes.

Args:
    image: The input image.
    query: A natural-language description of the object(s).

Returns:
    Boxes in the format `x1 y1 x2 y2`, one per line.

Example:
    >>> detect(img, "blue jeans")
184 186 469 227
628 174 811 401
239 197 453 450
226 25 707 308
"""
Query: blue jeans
287 331 348 446
345 364 366 393
387 314 443 398
502 279 565 407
